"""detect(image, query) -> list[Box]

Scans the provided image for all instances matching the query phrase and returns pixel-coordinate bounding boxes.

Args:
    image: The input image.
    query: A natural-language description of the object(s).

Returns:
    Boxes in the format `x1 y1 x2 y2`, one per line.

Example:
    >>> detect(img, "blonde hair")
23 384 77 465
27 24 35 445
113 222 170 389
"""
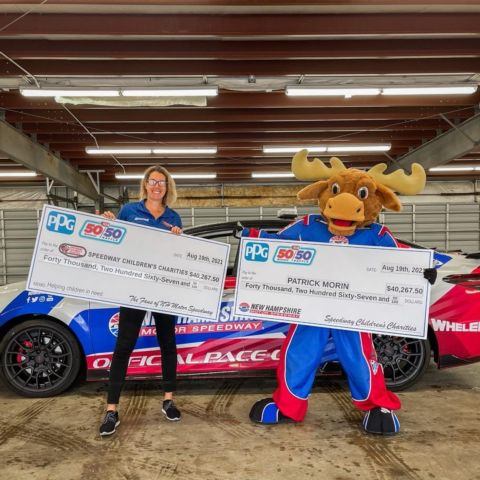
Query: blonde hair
139 165 177 206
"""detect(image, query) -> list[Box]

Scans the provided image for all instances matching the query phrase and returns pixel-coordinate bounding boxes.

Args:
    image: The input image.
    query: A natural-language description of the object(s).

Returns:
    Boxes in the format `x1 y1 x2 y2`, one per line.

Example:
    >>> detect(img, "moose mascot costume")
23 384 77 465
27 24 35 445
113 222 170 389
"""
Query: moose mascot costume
244 150 435 435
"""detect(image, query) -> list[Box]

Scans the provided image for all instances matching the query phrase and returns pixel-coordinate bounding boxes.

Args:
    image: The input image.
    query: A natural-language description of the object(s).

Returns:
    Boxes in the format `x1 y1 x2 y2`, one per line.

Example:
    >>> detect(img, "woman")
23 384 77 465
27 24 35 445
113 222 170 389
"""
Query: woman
99 165 183 436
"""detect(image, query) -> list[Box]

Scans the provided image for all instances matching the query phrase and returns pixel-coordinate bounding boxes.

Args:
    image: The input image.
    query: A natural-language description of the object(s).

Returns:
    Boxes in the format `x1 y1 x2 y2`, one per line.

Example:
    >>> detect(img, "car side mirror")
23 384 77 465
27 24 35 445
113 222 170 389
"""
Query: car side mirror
443 273 480 291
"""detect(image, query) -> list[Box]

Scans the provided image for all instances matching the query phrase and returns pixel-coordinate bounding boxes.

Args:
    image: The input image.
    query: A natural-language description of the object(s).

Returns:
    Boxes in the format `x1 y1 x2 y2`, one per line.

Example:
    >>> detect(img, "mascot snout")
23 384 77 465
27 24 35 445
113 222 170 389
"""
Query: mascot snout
324 192 365 236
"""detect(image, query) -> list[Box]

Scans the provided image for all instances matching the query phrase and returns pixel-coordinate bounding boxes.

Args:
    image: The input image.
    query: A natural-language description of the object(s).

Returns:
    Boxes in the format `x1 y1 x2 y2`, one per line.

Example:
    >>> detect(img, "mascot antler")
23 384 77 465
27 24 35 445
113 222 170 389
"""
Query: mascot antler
367 163 426 196
292 149 346 181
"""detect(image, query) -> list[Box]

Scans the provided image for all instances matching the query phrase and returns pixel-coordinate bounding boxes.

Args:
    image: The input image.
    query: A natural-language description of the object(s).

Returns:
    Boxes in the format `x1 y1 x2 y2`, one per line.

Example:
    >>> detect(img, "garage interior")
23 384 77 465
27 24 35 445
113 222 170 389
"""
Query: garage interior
0 2 479 480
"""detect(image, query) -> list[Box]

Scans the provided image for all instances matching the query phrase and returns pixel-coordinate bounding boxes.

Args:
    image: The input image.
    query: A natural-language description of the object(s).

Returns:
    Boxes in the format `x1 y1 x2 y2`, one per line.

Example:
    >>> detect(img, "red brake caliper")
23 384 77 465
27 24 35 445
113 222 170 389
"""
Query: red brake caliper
16 340 33 364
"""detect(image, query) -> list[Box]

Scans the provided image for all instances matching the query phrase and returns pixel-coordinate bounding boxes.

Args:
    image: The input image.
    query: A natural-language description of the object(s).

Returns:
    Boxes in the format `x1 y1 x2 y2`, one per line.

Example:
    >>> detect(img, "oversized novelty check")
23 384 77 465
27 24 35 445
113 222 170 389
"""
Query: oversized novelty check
234 238 433 339
27 205 230 321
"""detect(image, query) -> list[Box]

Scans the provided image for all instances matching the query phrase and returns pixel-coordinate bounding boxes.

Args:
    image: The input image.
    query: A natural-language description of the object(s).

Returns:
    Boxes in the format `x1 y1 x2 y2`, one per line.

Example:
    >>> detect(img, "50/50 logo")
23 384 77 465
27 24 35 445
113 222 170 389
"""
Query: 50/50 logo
79 220 126 244
273 245 316 265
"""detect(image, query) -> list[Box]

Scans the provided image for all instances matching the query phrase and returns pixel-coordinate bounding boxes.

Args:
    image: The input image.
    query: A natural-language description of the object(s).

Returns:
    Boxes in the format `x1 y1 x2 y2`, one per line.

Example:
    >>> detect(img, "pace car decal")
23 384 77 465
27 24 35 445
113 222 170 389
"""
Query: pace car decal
429 266 480 360
431 319 480 332
107 303 264 338
108 312 120 336
0 290 63 316
88 339 282 372
86 335 339 377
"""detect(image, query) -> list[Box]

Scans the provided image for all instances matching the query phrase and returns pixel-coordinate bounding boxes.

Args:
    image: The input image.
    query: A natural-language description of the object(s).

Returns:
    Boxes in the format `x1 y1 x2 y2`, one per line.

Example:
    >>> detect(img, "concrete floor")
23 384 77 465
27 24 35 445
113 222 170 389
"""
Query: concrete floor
0 362 479 480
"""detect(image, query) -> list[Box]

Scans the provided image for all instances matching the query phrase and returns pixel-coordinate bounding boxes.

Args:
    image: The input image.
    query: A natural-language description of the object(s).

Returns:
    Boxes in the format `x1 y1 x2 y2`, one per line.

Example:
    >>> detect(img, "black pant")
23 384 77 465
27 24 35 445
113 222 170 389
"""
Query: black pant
107 307 177 404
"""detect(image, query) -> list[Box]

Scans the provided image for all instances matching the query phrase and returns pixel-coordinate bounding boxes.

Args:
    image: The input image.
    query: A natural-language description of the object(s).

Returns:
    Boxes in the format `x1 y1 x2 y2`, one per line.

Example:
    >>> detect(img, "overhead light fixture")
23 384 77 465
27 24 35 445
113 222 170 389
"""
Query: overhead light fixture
171 173 217 179
382 86 477 96
114 174 142 180
252 172 295 178
285 85 477 97
21 88 120 97
86 148 152 155
429 166 479 172
263 146 327 154
115 173 217 180
326 144 391 153
286 86 381 98
86 147 217 155
152 147 217 155
122 87 218 97
21 86 218 98
0 171 37 177
263 144 391 154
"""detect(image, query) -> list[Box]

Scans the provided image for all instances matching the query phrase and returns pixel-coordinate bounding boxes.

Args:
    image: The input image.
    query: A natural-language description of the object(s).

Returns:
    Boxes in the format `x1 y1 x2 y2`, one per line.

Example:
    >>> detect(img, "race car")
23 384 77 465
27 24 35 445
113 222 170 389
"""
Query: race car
0 220 479 398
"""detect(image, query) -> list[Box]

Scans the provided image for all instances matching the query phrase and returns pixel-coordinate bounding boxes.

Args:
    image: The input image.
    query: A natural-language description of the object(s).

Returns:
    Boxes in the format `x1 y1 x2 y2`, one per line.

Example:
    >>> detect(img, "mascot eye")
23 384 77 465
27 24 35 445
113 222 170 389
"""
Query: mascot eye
358 186 369 199
331 183 341 194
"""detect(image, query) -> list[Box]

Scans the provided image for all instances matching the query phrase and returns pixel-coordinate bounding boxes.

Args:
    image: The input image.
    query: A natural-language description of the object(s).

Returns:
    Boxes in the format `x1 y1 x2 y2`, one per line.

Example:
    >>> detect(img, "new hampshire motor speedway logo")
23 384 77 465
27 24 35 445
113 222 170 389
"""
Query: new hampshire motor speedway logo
108 312 120 337
244 241 269 262
108 303 263 338
59 243 87 258
239 302 250 313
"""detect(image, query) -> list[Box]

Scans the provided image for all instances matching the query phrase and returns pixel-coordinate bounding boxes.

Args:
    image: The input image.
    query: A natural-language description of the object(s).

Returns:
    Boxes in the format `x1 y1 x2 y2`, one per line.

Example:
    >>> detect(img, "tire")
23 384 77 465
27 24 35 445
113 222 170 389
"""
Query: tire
0 318 82 398
373 335 431 391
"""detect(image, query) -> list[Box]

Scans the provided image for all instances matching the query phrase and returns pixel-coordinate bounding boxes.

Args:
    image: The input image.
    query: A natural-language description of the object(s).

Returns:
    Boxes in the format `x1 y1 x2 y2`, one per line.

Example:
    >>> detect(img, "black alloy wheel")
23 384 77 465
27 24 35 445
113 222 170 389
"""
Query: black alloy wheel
0 319 81 397
374 335 431 391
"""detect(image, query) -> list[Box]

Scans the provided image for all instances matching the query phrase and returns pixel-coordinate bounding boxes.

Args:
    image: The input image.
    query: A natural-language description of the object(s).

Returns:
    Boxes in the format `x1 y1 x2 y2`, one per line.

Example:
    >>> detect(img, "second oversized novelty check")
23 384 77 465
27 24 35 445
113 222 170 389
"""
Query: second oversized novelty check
233 238 433 339
27 205 230 321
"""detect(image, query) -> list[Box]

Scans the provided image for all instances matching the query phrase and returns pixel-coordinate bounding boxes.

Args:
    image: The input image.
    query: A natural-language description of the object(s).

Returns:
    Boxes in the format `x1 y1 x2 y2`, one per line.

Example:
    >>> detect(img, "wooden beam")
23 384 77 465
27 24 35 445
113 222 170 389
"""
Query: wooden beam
3 38 480 60
5 107 475 123
2 57 480 76
1 13 479 37
0 120 100 200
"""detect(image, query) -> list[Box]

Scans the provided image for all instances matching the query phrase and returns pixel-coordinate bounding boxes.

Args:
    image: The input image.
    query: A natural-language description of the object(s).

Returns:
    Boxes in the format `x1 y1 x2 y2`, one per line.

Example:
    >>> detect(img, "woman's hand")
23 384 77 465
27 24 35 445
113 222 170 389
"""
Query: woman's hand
171 226 183 235
102 211 116 220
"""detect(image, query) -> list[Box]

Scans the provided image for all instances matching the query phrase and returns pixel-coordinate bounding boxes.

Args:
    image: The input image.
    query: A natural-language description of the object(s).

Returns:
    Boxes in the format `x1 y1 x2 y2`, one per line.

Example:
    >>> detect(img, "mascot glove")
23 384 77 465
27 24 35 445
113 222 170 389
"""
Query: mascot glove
423 268 437 285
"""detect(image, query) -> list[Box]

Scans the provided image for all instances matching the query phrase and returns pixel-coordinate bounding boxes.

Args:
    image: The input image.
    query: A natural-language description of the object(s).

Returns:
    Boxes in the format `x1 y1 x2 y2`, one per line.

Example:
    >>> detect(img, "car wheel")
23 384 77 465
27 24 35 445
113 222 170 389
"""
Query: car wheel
373 335 431 391
0 319 81 398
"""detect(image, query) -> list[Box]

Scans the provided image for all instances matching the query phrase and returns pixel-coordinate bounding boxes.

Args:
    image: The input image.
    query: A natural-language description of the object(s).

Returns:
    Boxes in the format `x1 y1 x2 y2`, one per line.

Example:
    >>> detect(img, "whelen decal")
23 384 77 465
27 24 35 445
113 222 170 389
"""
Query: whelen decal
431 318 480 332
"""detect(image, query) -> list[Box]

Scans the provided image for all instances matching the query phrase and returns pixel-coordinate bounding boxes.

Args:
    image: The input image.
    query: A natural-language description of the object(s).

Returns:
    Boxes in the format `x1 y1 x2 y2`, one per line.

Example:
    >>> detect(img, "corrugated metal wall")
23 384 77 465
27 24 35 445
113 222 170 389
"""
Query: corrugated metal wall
0 203 478 285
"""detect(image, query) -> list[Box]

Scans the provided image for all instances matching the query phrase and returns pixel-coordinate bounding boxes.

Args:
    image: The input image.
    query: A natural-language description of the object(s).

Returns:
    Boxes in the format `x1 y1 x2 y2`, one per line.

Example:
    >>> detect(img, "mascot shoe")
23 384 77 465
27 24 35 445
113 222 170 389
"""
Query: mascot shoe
249 398 294 424
362 407 400 435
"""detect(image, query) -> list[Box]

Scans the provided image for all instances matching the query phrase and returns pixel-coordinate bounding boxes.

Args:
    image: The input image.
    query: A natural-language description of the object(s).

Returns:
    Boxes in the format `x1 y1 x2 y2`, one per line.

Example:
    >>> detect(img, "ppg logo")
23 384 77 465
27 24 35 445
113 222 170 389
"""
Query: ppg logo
46 211 76 235
244 242 269 262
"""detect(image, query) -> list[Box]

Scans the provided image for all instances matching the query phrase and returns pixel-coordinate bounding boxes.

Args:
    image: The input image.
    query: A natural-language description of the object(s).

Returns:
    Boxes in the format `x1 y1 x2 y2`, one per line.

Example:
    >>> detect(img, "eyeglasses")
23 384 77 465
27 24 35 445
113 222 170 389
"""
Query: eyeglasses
146 179 167 187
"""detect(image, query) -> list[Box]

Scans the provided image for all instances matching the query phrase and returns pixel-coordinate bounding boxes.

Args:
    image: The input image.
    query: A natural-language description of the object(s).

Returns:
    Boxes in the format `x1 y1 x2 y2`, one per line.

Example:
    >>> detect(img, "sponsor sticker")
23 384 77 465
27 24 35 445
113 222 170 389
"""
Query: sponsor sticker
46 211 76 235
79 220 126 244
239 302 250 313
108 312 120 337
59 243 87 258
273 245 316 265
244 242 269 262
329 235 349 245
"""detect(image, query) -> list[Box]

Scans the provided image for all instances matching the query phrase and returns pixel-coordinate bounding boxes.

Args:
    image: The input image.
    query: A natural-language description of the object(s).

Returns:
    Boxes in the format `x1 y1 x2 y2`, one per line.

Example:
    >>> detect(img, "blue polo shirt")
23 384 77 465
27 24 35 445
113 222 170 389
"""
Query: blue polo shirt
117 201 182 231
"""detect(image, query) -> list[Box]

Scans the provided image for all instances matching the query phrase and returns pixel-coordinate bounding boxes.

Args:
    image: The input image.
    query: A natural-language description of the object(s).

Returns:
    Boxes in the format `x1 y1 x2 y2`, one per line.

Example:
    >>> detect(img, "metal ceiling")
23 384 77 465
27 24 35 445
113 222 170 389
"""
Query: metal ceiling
0 0 480 195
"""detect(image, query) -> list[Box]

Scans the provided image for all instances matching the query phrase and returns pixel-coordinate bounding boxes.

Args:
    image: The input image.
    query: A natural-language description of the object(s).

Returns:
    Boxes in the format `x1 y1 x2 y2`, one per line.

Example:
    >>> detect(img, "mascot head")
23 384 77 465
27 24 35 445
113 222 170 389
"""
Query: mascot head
293 149 426 236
